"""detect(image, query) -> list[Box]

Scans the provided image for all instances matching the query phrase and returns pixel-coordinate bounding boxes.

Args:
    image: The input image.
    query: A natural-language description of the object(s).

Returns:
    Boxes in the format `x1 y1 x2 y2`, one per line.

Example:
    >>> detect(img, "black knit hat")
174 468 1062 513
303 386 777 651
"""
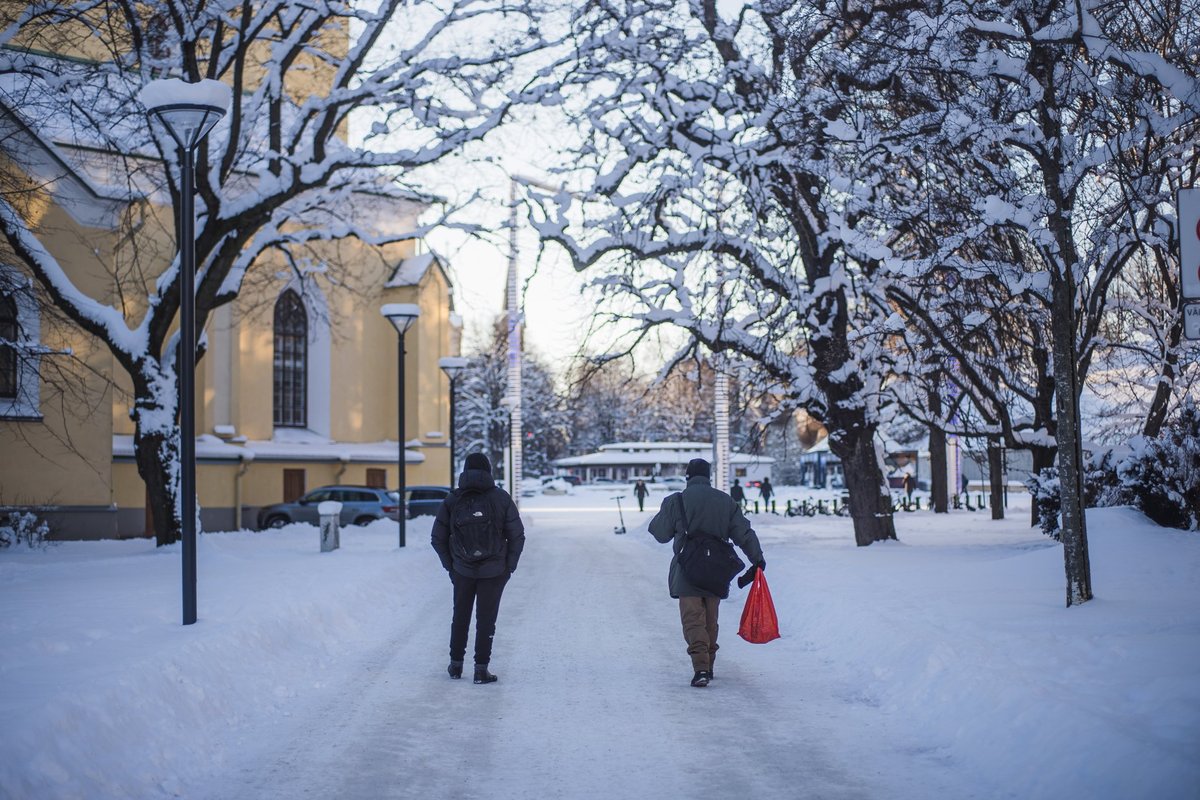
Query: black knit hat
685 458 711 479
464 453 492 473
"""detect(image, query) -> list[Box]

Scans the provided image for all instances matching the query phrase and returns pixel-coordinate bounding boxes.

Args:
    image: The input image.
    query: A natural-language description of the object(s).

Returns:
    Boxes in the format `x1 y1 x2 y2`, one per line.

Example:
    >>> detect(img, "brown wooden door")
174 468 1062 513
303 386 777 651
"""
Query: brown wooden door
366 468 386 489
283 469 306 503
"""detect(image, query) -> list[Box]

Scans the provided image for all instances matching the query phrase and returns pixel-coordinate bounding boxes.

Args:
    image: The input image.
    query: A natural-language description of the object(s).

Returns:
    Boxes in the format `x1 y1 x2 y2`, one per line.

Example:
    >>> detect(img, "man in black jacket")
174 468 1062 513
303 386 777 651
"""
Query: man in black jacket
431 453 525 684
649 458 764 687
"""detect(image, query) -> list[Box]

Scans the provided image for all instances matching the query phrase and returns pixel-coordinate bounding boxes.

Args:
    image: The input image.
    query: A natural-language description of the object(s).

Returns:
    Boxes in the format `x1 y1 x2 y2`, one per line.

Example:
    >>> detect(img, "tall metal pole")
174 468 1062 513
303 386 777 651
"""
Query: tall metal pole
506 179 522 504
714 370 730 493
180 145 198 625
448 375 457 487
398 331 407 548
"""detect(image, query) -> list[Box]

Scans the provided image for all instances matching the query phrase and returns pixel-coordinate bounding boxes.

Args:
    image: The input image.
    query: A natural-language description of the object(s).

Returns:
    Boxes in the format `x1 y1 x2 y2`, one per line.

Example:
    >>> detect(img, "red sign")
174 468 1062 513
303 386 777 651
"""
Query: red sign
1181 189 1200 300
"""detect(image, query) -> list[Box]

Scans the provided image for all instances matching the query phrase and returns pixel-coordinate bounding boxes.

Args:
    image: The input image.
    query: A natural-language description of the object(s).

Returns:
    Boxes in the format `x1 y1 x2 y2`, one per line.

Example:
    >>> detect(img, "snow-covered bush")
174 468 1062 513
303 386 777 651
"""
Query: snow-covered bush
1029 406 1200 533
1116 404 1200 531
0 510 50 548
1085 450 1127 510
1025 469 1061 540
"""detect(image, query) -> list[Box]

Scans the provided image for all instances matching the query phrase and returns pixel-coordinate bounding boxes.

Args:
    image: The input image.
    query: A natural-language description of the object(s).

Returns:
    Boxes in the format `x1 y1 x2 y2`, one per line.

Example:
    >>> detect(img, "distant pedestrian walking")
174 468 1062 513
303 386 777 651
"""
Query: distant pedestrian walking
648 458 765 688
634 479 649 512
431 453 525 685
903 472 915 503
730 479 745 511
759 477 773 511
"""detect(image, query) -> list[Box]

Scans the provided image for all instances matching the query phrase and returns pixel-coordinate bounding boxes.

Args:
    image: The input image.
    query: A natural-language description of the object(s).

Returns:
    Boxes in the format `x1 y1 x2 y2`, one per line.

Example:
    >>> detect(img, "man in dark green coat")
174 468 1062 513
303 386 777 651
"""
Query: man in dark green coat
648 458 765 687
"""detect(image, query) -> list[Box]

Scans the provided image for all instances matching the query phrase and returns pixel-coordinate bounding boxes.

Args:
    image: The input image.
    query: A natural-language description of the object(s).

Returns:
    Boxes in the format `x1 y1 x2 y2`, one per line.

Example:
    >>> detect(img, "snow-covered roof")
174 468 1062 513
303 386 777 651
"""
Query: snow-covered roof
113 434 424 464
598 441 717 452
385 251 450 289
114 434 246 461
0 55 433 226
553 442 774 468
242 439 423 464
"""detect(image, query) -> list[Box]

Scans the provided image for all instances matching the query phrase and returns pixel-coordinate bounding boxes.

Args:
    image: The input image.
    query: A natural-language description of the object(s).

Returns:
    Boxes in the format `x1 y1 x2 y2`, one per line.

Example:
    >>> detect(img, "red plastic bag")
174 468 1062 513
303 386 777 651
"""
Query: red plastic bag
738 568 780 644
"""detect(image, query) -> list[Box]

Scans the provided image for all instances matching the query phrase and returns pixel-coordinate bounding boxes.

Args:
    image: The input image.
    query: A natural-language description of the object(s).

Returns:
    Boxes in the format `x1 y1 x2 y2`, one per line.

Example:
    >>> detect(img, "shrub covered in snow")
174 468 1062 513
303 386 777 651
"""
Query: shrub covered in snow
1025 468 1062 540
0 510 50 548
1029 404 1200 533
1116 403 1200 531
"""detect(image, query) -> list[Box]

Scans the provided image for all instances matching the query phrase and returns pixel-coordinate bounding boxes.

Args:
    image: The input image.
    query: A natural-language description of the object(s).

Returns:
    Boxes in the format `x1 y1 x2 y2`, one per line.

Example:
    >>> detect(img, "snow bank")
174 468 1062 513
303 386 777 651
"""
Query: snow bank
751 505 1200 799
0 518 435 799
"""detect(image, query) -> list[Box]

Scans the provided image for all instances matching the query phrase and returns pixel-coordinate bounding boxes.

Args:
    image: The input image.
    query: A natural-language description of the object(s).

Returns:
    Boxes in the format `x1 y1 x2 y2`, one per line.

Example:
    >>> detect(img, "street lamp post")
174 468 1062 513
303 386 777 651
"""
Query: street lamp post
140 78 230 626
438 356 468 488
381 303 420 548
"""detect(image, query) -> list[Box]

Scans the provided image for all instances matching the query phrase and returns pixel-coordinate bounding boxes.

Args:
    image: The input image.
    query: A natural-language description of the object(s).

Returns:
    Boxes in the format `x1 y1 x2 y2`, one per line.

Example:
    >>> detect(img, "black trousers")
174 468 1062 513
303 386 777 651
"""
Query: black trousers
450 572 508 665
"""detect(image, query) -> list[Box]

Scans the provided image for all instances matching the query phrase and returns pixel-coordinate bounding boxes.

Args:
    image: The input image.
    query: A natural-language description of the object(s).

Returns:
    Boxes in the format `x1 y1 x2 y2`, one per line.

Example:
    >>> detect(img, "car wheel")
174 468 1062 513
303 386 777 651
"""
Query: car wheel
265 515 288 529
353 516 375 526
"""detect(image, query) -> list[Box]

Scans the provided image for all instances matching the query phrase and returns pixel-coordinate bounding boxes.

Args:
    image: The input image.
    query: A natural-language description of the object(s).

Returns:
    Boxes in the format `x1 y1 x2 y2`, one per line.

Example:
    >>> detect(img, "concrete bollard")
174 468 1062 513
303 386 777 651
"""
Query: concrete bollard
319 500 342 552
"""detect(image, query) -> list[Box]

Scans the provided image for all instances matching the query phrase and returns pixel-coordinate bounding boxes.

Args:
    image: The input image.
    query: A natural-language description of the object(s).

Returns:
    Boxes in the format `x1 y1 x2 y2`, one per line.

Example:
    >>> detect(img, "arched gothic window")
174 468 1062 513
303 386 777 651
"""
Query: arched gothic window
0 294 16 399
273 290 307 428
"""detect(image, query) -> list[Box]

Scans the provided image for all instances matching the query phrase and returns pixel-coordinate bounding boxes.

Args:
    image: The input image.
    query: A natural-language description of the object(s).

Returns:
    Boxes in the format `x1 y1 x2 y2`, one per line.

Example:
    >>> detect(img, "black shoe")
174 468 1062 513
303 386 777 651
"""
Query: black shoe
448 660 463 679
474 665 498 684
691 670 711 688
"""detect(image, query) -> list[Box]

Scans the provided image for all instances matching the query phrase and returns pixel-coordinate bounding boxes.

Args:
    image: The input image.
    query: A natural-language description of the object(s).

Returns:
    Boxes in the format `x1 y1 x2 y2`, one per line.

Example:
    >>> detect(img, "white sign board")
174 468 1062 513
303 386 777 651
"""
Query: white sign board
1181 188 1200 300
1185 302 1200 341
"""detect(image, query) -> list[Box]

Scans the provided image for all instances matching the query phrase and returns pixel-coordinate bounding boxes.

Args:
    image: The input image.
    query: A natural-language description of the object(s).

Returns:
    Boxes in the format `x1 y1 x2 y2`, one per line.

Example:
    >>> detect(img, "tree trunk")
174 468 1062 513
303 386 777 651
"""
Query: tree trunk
988 435 1004 520
927 382 949 513
131 370 184 547
829 425 897 546
1051 277 1093 606
1142 317 1182 438
134 428 182 547
929 425 948 513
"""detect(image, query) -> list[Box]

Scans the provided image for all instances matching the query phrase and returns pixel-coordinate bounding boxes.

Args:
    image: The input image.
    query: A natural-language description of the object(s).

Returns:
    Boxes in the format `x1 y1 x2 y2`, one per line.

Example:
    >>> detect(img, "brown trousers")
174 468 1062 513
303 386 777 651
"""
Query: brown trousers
678 596 720 672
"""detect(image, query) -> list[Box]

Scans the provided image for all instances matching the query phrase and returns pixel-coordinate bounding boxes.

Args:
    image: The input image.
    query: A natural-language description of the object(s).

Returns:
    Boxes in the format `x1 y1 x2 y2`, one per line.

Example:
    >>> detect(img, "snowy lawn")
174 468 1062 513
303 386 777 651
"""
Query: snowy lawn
1 490 1197 799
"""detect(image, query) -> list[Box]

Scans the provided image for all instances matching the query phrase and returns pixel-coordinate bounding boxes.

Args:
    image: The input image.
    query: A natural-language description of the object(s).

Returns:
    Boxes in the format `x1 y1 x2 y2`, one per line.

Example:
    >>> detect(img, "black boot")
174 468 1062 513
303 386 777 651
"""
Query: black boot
448 660 463 679
474 664 498 684
690 670 711 688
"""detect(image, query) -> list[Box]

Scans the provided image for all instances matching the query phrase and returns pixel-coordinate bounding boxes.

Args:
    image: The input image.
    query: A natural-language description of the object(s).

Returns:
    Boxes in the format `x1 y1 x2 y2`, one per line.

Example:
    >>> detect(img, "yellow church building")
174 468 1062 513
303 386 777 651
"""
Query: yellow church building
0 18 463 539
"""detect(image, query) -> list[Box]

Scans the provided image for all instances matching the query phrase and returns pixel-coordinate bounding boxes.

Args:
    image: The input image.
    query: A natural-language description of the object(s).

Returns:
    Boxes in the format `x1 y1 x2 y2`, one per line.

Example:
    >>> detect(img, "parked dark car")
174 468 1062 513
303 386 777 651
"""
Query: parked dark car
406 485 452 518
257 485 401 529
541 474 582 487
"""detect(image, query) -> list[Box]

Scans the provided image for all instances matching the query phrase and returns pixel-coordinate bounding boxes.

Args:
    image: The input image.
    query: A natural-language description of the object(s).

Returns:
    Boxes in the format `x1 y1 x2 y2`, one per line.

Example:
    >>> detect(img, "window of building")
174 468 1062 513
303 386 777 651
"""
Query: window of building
0 294 16 399
273 290 307 428
0 269 40 419
366 468 387 489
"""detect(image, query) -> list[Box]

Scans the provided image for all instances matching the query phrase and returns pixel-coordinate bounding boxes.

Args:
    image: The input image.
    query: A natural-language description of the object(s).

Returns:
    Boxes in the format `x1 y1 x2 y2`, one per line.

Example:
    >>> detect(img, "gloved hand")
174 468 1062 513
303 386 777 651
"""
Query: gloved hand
736 564 759 589
757 559 766 572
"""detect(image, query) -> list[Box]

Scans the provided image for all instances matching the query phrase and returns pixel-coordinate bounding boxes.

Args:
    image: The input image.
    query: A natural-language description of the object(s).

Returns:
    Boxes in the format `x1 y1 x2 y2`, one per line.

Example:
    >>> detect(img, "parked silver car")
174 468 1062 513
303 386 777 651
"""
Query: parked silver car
257 485 401 529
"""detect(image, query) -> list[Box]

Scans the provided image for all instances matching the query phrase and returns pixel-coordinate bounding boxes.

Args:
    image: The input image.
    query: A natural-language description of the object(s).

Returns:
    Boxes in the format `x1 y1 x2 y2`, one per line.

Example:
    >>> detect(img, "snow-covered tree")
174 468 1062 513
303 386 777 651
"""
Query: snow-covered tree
532 0 922 546
0 0 562 544
877 0 1199 603
455 318 568 480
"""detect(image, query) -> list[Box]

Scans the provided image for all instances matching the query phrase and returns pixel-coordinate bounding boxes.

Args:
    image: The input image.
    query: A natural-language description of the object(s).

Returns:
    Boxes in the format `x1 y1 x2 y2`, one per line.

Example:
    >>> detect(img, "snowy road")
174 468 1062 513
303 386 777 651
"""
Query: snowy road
204 505 965 800
5 494 1197 798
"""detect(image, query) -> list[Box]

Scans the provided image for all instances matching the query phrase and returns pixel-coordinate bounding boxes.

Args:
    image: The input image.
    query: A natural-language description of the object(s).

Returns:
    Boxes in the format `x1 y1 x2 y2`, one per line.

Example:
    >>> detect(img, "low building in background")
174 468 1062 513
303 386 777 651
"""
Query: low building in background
552 442 774 485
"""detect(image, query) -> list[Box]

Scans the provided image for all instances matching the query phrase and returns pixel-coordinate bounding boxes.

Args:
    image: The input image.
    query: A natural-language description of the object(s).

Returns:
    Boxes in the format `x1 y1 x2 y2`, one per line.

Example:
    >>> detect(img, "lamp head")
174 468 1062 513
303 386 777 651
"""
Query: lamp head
140 79 231 151
438 356 469 381
380 303 420 335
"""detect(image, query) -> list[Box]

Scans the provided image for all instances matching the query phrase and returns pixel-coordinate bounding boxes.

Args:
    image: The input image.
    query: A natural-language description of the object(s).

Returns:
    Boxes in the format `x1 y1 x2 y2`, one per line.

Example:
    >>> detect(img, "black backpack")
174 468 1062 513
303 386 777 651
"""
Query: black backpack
673 493 744 598
450 490 505 564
